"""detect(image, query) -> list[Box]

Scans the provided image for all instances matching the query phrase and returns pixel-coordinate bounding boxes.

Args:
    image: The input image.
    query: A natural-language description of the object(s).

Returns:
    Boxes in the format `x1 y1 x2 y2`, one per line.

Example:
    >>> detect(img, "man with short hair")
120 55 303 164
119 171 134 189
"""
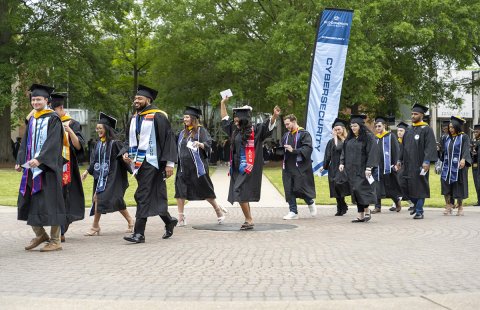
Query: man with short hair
122 84 178 243
16 84 67 251
281 114 316 220
51 93 85 242
397 104 438 219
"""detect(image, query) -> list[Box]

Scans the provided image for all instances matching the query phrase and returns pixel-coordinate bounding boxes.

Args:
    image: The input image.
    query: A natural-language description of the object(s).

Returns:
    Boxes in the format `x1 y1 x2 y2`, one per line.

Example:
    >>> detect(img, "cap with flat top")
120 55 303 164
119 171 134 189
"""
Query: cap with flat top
184 106 202 118
98 112 117 129
136 84 158 101
29 84 55 99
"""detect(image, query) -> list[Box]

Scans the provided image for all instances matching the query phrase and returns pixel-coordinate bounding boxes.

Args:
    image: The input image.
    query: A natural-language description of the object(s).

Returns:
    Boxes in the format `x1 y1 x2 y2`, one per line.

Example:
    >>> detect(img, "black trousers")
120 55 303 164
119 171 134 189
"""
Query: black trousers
473 168 480 204
134 212 174 235
357 204 369 213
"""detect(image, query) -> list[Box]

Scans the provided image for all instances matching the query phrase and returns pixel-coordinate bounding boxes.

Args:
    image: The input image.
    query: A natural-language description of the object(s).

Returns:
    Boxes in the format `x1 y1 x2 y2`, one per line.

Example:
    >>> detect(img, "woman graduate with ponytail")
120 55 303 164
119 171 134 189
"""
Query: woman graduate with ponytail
440 116 471 216
81 113 135 236
175 106 227 226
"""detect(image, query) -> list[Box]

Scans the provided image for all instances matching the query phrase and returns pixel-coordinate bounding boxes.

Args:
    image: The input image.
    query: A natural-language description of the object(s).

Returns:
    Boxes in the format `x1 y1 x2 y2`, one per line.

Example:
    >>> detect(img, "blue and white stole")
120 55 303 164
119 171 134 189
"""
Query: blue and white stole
128 112 160 175
375 132 392 177
89 140 113 216
178 127 206 178
19 114 50 196
441 134 463 184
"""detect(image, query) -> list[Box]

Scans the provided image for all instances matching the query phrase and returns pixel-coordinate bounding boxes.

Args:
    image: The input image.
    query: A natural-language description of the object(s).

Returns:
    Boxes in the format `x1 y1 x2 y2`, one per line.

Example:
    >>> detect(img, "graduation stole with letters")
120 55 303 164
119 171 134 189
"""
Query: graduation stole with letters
441 134 463 184
19 110 54 196
61 115 72 186
376 131 392 175
128 109 167 175
178 126 206 178
282 127 304 169
238 127 255 174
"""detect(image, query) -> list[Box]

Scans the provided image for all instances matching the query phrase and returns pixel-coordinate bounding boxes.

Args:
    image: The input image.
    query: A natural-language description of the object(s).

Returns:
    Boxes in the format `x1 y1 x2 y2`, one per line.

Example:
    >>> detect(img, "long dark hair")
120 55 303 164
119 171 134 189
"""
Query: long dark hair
347 123 370 142
232 116 253 146
449 122 463 136
99 123 117 142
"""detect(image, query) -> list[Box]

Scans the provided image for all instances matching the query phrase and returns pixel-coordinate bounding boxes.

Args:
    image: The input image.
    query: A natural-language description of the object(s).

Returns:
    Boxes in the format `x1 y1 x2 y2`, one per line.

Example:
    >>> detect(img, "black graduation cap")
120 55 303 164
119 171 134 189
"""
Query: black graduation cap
98 112 117 129
423 114 431 123
184 106 202 118
374 116 395 124
233 106 253 119
397 121 409 129
350 114 367 124
412 103 429 114
29 84 55 98
50 93 67 109
332 118 348 128
474 124 480 130
450 115 466 127
441 120 451 127
136 84 158 101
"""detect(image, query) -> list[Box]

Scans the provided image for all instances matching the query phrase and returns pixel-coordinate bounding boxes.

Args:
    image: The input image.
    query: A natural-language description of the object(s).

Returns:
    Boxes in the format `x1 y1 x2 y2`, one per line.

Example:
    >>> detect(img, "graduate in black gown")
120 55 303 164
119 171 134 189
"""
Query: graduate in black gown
372 116 403 213
321 118 350 216
16 84 66 252
397 104 438 219
81 113 135 236
389 121 415 212
440 116 471 216
339 114 378 223
123 85 178 243
220 97 281 230
281 114 316 220
175 106 227 226
51 93 85 242
471 125 480 206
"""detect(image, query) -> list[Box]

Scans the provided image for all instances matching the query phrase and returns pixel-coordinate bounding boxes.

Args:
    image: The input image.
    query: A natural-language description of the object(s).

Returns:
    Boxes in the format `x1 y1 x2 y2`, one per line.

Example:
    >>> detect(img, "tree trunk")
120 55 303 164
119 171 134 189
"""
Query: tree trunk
0 104 13 163
0 0 14 164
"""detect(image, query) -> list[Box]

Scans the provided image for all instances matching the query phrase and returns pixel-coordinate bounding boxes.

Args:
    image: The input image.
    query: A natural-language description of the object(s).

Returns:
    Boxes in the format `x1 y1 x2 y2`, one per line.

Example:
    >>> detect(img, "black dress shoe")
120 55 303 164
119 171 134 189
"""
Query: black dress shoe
413 214 424 219
389 206 396 212
408 206 415 211
409 209 416 215
124 233 145 243
162 218 178 239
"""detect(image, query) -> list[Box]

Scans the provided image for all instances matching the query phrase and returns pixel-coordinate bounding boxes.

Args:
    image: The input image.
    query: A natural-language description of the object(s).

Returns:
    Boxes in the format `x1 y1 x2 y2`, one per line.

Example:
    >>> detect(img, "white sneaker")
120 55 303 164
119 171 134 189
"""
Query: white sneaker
308 203 317 217
283 212 298 220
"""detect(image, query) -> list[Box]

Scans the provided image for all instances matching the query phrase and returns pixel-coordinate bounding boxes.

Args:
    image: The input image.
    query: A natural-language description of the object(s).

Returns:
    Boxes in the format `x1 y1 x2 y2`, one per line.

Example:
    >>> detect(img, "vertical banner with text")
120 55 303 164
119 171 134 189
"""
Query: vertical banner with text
306 8 353 175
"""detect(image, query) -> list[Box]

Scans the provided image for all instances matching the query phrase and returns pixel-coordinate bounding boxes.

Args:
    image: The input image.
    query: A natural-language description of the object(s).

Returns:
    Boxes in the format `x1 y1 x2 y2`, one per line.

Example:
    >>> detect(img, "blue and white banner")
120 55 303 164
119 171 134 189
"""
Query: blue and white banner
306 8 353 176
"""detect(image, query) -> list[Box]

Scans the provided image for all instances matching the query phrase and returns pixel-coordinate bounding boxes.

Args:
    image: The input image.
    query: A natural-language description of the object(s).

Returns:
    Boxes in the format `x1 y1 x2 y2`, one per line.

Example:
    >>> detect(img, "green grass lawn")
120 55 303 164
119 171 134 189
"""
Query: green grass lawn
263 166 479 208
0 165 199 207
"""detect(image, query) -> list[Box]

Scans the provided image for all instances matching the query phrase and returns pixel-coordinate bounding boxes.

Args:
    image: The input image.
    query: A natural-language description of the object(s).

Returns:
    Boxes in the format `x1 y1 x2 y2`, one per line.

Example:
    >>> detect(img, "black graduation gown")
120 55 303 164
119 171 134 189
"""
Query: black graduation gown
323 138 350 198
281 129 316 202
63 118 85 223
88 140 131 213
175 127 216 200
375 132 402 199
17 112 67 226
341 133 378 205
222 118 273 204
440 133 471 199
124 106 178 218
395 138 410 200
400 124 438 199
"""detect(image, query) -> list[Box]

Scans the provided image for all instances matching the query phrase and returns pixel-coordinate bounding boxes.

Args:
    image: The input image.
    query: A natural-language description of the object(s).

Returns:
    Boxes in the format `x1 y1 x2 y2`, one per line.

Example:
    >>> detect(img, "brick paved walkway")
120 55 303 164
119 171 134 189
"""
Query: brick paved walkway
1 166 480 309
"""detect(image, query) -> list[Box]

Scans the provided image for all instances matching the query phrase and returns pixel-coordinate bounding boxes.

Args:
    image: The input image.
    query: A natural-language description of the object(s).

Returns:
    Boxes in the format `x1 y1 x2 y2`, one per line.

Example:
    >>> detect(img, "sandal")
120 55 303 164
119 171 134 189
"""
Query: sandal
178 213 187 227
351 218 365 223
84 227 101 236
364 214 371 222
240 222 254 230
125 221 134 233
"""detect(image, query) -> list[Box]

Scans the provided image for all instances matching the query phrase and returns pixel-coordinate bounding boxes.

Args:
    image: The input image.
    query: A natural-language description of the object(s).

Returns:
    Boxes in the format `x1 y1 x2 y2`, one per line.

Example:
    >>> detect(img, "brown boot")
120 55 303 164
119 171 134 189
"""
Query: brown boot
25 233 49 250
456 204 464 216
40 242 63 252
395 200 402 212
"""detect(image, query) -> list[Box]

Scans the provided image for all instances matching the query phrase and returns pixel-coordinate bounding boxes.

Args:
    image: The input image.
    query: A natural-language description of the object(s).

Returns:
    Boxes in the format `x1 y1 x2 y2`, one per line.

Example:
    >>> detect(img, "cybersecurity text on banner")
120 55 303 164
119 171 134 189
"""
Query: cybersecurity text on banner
305 8 353 176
